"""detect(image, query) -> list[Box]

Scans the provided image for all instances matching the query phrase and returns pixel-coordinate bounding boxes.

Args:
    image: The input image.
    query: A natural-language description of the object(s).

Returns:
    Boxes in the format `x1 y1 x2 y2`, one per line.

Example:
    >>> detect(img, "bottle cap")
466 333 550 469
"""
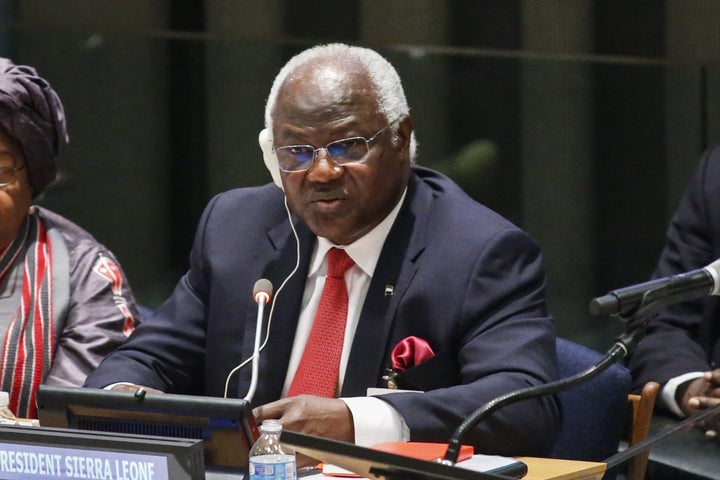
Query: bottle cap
260 419 282 433
0 391 8 406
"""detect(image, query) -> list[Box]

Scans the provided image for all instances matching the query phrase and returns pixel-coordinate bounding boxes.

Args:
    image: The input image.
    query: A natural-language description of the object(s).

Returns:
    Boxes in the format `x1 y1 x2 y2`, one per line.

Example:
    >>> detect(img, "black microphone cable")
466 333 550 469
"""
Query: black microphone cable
441 329 642 465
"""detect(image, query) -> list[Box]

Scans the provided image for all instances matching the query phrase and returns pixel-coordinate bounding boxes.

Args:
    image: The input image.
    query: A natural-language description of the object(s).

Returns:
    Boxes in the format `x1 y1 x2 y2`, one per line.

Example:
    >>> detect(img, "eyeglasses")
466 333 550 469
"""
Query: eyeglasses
0 164 25 188
274 124 393 173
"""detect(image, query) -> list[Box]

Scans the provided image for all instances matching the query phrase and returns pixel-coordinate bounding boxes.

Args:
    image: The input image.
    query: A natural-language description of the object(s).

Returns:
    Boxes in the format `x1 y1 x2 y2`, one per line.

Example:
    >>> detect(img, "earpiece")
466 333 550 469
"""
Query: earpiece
258 129 283 189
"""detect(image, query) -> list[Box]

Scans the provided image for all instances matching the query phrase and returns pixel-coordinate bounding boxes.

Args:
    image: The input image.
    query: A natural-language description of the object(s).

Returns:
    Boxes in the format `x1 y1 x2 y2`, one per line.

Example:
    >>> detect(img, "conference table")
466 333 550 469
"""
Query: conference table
207 412 720 479
643 413 720 479
252 458 606 480
291 457 606 480
517 457 605 480
6 418 607 480
278 429 607 480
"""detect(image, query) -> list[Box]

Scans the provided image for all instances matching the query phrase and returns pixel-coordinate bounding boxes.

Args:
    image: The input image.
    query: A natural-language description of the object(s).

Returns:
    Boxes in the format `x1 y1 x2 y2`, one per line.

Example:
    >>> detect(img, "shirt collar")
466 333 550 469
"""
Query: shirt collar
311 188 407 277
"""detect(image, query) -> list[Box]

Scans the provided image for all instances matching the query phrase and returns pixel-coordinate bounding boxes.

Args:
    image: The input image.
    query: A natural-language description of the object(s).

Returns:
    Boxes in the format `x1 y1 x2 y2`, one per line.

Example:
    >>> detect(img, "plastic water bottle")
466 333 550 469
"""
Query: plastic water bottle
249 419 297 480
0 391 18 425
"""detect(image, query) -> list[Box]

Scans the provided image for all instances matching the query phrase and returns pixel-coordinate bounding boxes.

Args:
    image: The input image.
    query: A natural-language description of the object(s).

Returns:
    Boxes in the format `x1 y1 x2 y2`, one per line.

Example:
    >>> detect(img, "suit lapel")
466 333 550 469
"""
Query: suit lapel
236 216 314 405
342 175 432 396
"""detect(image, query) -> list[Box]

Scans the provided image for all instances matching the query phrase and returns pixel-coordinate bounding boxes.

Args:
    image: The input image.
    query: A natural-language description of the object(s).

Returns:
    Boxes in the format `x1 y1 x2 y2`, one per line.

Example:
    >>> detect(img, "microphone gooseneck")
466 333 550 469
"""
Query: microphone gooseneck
244 279 273 403
442 338 632 465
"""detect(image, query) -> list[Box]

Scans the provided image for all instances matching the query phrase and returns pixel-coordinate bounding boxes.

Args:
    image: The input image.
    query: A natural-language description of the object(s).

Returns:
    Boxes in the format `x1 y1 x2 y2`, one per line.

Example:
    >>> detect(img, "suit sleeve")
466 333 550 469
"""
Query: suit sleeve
46 242 139 387
378 228 560 457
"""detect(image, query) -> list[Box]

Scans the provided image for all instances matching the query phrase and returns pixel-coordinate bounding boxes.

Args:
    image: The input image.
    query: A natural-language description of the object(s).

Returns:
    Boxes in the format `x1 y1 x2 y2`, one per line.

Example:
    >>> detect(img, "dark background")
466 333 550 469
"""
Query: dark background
1 0 719 351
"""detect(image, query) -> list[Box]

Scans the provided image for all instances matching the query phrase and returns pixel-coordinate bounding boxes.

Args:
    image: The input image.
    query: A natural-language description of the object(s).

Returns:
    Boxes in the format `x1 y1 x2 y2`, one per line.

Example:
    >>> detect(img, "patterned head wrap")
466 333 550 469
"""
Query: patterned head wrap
0 58 68 196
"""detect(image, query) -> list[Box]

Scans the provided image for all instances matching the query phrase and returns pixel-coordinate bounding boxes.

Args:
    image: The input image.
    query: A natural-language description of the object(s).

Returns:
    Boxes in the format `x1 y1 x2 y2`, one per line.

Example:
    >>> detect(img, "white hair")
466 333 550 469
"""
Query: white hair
264 43 417 161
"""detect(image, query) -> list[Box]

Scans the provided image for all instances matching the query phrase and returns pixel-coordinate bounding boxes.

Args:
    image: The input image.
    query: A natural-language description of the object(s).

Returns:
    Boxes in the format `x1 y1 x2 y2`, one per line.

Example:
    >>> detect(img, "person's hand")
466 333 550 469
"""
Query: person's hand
109 384 164 395
681 370 720 438
253 395 354 468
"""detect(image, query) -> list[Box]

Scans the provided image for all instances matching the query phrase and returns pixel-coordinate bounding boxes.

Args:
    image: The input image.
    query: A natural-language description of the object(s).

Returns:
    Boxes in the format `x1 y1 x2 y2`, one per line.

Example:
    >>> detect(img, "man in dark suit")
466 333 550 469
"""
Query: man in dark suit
85 43 560 459
628 144 720 435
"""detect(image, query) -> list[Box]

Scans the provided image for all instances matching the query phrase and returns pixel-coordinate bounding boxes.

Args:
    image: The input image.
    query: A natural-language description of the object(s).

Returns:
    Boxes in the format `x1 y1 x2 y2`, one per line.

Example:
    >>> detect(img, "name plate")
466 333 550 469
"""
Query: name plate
0 441 168 480
0 425 204 480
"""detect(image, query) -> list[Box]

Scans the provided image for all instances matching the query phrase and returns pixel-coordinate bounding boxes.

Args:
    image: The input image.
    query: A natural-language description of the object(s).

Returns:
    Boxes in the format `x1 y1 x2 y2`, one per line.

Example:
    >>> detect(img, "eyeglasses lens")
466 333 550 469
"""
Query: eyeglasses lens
277 138 370 172
327 138 368 162
0 167 16 186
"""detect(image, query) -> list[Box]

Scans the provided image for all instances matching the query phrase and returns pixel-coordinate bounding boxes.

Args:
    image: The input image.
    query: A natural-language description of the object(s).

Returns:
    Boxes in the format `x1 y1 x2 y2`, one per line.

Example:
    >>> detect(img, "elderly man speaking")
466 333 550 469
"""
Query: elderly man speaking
85 43 560 461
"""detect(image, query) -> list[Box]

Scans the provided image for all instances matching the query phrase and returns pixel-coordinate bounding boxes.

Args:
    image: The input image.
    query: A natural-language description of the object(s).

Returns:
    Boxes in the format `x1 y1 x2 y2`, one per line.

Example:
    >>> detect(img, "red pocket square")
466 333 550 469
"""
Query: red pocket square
391 336 435 371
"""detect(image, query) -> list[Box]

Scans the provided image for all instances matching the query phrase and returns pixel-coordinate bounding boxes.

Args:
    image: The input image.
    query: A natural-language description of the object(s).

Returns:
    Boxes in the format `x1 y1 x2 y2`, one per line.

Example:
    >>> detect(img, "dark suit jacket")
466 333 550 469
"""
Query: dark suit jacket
86 166 560 456
629 145 720 397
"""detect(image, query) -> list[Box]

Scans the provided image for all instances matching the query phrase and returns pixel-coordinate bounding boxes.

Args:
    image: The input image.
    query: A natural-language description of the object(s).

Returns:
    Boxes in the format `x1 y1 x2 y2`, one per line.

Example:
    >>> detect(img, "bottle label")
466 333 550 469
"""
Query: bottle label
249 455 296 480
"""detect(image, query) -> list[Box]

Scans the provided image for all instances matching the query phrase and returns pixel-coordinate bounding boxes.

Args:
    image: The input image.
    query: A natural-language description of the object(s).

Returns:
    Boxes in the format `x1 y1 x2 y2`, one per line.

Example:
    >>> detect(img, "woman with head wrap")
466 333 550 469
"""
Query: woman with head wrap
0 58 140 418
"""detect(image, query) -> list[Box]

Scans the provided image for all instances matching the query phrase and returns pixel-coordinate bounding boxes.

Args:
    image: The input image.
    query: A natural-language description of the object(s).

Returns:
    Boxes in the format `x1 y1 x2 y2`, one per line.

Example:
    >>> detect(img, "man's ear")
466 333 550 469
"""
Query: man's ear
259 128 283 189
395 115 414 156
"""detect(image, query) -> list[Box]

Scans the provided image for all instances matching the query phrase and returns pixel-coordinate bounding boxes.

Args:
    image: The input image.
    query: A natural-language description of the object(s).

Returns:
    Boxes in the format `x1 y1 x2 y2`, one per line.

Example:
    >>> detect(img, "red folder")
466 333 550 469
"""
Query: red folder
321 442 474 476
372 441 474 462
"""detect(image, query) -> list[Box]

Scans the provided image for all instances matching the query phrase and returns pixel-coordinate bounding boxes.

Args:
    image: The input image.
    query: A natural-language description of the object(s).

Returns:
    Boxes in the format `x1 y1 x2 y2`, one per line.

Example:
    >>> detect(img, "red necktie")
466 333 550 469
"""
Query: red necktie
288 248 355 397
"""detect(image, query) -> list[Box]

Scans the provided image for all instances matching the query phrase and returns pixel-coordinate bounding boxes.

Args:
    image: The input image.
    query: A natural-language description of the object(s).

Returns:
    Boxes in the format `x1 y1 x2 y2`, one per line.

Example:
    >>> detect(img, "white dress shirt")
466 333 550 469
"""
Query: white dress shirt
281 189 410 446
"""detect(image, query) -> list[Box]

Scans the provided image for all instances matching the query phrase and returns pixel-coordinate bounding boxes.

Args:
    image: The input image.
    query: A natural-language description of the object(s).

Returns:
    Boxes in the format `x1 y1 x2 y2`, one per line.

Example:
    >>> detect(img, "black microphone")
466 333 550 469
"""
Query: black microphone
589 258 720 317
244 279 273 402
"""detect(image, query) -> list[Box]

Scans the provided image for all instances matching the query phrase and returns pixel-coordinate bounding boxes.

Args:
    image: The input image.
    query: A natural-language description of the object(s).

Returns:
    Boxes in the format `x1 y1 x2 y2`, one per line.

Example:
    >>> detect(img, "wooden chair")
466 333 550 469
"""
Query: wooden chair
623 381 660 480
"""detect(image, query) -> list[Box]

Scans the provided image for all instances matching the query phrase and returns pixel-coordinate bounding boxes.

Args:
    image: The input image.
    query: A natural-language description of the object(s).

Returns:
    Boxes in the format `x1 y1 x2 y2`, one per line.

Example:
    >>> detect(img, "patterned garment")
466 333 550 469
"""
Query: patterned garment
0 214 53 418
0 207 140 418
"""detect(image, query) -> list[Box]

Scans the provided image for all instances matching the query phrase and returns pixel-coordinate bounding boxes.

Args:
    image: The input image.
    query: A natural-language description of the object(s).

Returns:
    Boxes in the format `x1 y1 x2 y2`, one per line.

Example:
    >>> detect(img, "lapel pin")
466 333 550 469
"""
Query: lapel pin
384 284 394 297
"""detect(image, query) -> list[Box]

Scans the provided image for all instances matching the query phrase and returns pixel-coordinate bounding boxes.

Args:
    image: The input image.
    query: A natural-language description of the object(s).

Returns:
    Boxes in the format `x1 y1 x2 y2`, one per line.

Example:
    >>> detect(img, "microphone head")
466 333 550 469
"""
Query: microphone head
589 294 620 317
253 278 273 304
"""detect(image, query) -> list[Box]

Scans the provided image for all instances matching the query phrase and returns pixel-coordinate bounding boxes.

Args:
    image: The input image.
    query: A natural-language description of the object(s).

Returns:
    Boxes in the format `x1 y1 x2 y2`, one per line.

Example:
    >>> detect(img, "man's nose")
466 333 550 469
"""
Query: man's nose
307 149 343 181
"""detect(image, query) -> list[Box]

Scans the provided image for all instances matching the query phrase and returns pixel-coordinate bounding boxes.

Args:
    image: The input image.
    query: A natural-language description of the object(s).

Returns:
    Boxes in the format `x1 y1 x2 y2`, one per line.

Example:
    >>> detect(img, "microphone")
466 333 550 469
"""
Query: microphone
589 258 720 317
244 279 273 402
254 278 273 304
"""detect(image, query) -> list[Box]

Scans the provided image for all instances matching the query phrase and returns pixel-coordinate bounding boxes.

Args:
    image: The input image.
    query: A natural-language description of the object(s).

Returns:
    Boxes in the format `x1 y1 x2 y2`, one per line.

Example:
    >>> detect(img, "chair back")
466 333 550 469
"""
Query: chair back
624 381 659 480
550 338 632 462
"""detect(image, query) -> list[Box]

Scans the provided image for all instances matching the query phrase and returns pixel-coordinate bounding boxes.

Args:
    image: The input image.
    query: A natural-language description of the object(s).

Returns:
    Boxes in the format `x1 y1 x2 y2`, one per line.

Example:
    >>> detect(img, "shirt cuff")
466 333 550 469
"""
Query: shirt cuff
103 382 136 390
661 372 705 417
341 397 410 446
